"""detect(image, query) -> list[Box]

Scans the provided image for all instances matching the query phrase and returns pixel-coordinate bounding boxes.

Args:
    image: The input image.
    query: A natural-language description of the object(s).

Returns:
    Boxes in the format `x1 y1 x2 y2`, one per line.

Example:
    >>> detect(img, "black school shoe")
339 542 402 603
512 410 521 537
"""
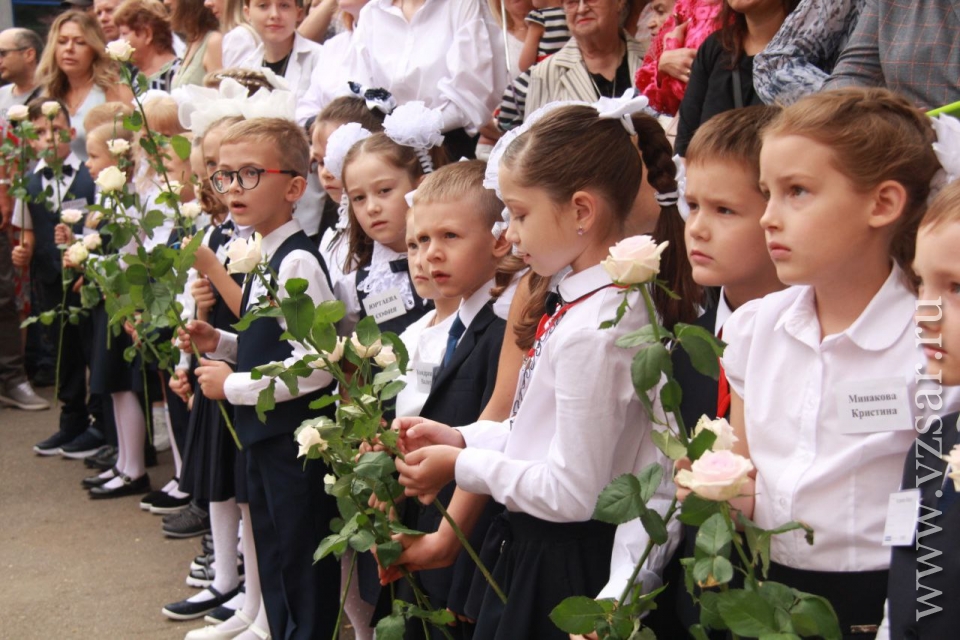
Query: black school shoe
88 473 150 499
149 492 192 515
161 585 241 621
81 467 119 489
84 445 117 469
33 431 77 456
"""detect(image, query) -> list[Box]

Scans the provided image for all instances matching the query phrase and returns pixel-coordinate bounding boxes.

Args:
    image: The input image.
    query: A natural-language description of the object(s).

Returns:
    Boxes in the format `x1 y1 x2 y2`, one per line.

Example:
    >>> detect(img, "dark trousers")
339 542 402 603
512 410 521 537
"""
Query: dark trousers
246 433 340 640
0 232 27 388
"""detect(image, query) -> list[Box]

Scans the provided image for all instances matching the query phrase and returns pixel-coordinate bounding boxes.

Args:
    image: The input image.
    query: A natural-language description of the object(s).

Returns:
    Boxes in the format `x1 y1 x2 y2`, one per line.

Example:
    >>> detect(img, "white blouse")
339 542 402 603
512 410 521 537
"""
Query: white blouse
295 30 357 125
395 310 455 418
722 265 960 572
454 263 676 600
222 25 260 70
350 0 508 134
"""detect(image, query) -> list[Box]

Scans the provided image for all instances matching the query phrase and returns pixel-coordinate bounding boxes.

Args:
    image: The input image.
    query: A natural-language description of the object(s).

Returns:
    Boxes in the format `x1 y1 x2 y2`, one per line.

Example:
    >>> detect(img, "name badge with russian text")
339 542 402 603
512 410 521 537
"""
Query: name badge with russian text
415 360 438 393
362 288 406 324
835 377 912 434
882 488 920 546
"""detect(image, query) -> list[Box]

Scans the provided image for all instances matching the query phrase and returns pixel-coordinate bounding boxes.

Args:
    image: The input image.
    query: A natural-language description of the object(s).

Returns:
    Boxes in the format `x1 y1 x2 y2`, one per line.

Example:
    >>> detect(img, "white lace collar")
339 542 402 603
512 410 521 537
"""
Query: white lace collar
356 242 415 310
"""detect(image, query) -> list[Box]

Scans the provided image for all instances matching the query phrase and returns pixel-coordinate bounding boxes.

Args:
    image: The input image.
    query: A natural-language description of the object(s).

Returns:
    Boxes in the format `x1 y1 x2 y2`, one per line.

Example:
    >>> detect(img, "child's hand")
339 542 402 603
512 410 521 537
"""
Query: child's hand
123 320 141 347
395 444 460 503
195 358 231 400
191 278 216 312
63 252 78 270
54 223 73 246
168 368 191 402
11 241 31 267
394 417 465 454
71 275 84 293
178 320 219 354
674 457 692 502
378 528 461 585
193 245 218 275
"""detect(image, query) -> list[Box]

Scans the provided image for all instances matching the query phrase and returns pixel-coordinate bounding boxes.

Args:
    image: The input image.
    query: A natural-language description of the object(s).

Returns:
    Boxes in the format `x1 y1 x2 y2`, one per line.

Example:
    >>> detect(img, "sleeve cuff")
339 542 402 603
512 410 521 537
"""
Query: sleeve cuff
210 330 238 363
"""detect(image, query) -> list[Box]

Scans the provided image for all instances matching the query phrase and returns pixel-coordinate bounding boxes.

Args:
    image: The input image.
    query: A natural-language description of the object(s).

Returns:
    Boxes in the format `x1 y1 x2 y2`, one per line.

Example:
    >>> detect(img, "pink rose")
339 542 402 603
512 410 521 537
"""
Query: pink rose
675 450 754 502
601 235 669 285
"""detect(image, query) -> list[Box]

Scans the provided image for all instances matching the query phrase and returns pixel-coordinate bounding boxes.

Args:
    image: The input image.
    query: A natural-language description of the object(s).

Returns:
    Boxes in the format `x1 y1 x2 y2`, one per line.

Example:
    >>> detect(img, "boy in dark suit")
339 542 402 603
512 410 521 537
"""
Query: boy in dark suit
885 179 960 639
11 97 98 455
396 160 511 638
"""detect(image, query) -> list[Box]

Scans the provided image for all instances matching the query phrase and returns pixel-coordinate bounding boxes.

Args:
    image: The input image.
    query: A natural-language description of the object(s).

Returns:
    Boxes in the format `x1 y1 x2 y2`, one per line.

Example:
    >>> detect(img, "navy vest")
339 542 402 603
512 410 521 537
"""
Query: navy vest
234 230 335 446
27 164 96 285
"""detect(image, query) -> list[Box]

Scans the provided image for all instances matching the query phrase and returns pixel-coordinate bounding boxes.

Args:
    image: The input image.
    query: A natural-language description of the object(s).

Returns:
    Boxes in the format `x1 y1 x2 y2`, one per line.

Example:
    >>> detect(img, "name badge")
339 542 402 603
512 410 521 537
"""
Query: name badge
414 360 439 393
362 288 406 324
882 488 921 546
835 377 912 434
215 241 230 263
61 198 87 214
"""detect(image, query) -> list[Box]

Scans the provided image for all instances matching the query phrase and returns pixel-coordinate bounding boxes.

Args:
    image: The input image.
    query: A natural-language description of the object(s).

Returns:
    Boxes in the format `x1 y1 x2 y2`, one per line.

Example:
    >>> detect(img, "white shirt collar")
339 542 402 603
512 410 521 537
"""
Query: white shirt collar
775 263 915 351
557 264 615 304
35 152 82 175
715 287 733 336
260 218 302 261
458 278 495 330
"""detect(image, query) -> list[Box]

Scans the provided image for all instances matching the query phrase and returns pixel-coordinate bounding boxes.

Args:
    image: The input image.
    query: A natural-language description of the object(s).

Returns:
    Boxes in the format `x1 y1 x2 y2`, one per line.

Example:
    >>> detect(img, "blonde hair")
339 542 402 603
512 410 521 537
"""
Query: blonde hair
142 95 187 136
764 88 941 277
36 10 120 101
219 117 310 177
203 67 275 95
220 0 250 32
413 160 502 228
921 181 960 231
83 101 134 132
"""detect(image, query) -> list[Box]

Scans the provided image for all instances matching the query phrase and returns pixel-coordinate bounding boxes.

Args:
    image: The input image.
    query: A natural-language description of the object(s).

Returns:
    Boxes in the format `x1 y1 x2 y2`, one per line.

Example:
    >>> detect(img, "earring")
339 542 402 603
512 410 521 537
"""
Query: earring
577 226 584 236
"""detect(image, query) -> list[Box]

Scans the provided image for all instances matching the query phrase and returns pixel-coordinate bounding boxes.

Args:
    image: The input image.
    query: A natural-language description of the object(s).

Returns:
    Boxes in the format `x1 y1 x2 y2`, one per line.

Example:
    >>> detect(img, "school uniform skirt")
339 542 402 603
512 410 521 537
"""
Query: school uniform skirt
471 512 616 640
179 390 237 502
89 303 134 395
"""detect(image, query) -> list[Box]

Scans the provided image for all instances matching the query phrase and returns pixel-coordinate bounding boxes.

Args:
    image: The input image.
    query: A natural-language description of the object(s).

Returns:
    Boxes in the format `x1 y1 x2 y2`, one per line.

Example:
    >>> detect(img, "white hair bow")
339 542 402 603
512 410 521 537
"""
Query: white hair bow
932 115 960 192
593 89 652 135
342 81 397 115
383 101 444 173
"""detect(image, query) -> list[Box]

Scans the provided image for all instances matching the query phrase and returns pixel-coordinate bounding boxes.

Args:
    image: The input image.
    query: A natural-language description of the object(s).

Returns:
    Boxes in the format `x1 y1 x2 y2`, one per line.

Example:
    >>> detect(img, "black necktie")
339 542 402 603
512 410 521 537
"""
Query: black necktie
544 291 563 316
442 314 466 369
389 258 409 273
42 164 74 180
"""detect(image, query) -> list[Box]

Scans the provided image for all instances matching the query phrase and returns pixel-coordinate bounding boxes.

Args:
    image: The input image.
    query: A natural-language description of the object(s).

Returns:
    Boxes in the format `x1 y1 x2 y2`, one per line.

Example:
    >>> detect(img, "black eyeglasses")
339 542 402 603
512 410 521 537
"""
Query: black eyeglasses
0 47 28 58
210 165 301 193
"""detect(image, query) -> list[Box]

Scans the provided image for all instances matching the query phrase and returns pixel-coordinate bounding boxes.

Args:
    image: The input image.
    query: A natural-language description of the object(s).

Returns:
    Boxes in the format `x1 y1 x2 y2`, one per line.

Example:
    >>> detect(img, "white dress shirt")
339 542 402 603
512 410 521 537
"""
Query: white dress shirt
11 153 85 230
722 265 960 572
209 219 335 406
239 32 323 126
395 310 455 418
350 0 508 134
222 25 260 70
295 30 357 124
453 264 675 599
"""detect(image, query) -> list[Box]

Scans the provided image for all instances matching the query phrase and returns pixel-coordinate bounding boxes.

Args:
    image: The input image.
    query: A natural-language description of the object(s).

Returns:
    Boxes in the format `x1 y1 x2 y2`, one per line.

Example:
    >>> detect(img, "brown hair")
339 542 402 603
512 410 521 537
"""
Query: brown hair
763 87 941 278
341 133 426 271
113 0 175 54
36 10 120 101
920 181 960 231
27 97 71 126
685 104 782 183
503 105 700 330
203 67 275 95
412 160 502 228
314 96 387 134
83 101 134 132
220 117 311 177
171 0 219 43
717 0 799 67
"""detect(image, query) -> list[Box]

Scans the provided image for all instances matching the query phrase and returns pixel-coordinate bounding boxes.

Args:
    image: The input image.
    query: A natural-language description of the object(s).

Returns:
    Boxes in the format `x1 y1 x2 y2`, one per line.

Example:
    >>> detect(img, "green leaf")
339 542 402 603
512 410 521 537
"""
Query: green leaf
314 533 348 561
652 429 687 461
631 342 671 395
693 555 733 587
688 625 711 640
615 325 662 348
759 581 797 611
284 277 309 296
640 507 669 545
716 590 779 636
374 613 405 640
592 473 645 525
148 251 174 279
379 379 405 401
376 540 403 568
660 379 682 413
354 452 395 481
696 513 732 556
314 299 346 325
255 380 276 423
637 464 664 504
170 134 192 160
687 428 717 462
675 323 725 380
141 208 166 235
679 493 722 526
698 591 728 631
355 315 381 346
348 529 376 552
790 593 841 640
548 596 606 634
280 293 314 341
278 370 300 397
123 111 143 132
308 394 340 411
126 263 150 286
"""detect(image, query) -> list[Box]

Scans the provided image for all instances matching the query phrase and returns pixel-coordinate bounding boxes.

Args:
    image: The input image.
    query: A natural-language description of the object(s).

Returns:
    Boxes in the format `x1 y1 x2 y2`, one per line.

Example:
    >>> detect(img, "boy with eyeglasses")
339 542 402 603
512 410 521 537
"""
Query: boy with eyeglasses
179 117 341 639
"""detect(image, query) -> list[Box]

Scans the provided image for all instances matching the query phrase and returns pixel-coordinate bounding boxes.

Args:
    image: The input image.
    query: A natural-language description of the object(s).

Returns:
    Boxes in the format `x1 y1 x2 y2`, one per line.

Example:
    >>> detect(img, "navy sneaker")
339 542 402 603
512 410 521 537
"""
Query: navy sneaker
60 429 107 460
33 431 77 456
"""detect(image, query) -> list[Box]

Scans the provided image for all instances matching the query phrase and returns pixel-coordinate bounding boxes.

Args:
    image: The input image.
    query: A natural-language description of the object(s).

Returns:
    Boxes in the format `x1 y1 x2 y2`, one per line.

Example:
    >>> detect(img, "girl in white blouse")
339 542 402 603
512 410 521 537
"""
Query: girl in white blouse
721 88 950 638
389 104 679 639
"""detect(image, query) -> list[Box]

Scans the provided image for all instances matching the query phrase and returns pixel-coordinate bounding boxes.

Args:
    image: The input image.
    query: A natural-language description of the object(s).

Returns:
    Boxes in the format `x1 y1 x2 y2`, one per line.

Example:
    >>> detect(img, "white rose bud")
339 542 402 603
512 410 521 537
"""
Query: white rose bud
675 450 754 502
82 233 102 251
942 444 960 491
6 105 29 122
180 202 202 220
310 337 346 370
296 426 328 458
350 332 382 359
324 474 336 487
601 235 669 285
95 165 127 193
105 39 135 62
41 101 61 118
226 233 262 274
60 208 84 225
166 180 183 197
693 415 739 452
65 241 89 266
106 138 131 156
373 344 397 368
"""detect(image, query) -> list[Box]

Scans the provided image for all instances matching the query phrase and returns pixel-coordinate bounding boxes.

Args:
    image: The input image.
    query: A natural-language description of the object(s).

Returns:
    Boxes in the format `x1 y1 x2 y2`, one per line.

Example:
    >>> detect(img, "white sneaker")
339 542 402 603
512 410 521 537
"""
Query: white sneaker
152 405 171 451
184 611 252 640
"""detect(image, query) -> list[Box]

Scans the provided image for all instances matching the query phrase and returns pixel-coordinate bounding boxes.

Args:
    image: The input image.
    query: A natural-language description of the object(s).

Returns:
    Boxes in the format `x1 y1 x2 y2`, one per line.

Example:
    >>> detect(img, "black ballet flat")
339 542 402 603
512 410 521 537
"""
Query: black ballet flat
89 472 151 499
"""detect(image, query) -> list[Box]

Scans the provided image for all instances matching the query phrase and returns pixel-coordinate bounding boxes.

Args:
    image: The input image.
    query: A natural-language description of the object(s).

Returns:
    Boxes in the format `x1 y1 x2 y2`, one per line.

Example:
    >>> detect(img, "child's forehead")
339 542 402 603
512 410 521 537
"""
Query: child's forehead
218 139 280 165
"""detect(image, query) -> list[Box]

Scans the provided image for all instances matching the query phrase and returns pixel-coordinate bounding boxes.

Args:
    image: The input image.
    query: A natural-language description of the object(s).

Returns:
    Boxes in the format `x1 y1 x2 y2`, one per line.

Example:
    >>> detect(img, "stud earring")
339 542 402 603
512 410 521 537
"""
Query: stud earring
577 226 584 236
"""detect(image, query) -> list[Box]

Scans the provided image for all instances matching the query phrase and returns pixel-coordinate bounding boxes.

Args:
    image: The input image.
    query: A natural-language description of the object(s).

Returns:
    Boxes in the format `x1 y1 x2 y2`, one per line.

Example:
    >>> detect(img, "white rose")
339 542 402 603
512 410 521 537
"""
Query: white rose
226 233 262 274
693 415 739 452
324 474 336 487
60 208 84 225
296 426 328 458
373 344 397 368
350 332 382 359
310 337 346 370
942 444 960 491
95 165 127 193
41 101 61 118
65 241 89 266
106 138 131 156
166 180 183 197
675 450 754 502
601 235 669 285
105 39 135 62
82 233 102 251
6 105 29 122
180 202 202 220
